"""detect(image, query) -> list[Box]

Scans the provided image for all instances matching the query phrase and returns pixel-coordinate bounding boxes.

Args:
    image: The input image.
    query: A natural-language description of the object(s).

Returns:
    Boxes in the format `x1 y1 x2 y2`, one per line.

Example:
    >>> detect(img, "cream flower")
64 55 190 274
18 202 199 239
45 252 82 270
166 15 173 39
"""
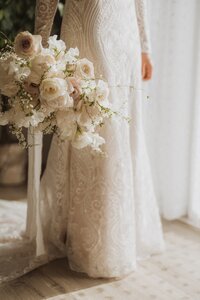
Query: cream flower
40 78 73 110
28 53 56 85
48 35 66 60
64 47 79 64
89 133 105 150
75 58 95 79
40 77 67 100
15 111 45 128
48 35 66 52
14 31 42 59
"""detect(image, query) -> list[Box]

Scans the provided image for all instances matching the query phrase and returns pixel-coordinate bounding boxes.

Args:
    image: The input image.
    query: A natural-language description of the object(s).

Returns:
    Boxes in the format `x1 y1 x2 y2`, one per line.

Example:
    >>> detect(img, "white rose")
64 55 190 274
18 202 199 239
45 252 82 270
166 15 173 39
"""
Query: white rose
0 58 19 97
40 77 65 100
28 53 56 85
40 78 73 110
48 94 73 111
75 59 95 79
14 31 42 59
56 110 77 139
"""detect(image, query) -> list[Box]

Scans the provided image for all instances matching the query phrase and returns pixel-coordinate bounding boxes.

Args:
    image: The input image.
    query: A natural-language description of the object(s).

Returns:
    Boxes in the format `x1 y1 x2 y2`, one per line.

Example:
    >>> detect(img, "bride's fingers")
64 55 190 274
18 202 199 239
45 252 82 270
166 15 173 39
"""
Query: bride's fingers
142 64 148 80
147 64 153 79
142 63 147 80
143 64 152 81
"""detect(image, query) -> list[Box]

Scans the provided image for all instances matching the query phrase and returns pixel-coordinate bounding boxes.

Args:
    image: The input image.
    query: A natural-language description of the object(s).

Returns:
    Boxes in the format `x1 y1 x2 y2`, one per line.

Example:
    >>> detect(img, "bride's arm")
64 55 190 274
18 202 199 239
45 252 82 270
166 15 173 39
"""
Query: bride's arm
135 0 152 80
135 0 151 53
34 0 59 46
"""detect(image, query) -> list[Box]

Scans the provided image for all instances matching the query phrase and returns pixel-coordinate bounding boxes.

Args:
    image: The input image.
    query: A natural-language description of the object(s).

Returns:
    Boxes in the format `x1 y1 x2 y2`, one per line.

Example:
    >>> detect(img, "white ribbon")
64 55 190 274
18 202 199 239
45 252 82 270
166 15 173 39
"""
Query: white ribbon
26 127 46 256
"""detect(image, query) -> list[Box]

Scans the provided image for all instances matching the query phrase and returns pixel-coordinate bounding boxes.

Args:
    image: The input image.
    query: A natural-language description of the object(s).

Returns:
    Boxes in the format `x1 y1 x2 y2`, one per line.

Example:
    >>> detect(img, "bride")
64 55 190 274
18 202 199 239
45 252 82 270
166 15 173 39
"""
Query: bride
0 0 164 282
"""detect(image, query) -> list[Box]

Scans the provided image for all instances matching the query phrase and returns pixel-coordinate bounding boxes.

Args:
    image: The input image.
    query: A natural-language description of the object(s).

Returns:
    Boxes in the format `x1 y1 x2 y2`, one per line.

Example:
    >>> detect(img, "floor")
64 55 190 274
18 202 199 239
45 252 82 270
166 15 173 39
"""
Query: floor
0 220 199 300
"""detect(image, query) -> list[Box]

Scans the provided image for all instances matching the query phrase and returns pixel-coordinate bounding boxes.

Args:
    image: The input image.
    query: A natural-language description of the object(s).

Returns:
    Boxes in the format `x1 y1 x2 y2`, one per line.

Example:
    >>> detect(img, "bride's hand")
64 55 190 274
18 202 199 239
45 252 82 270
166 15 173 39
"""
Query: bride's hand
141 53 153 81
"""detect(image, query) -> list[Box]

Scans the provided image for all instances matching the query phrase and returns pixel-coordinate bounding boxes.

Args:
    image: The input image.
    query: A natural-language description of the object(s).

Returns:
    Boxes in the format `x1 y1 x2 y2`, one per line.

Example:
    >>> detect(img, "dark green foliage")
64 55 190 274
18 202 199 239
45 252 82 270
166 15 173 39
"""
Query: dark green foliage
0 0 64 47
0 0 36 47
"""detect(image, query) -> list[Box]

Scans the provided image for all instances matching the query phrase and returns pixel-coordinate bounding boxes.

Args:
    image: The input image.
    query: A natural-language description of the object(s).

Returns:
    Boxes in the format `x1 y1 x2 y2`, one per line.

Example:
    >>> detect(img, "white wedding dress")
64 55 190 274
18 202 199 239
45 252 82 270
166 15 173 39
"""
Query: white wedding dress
0 0 164 283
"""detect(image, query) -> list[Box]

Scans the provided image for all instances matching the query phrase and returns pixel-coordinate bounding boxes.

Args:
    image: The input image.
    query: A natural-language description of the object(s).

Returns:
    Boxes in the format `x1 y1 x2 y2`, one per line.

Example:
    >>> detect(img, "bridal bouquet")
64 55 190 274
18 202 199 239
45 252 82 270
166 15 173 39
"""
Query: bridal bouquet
0 31 113 151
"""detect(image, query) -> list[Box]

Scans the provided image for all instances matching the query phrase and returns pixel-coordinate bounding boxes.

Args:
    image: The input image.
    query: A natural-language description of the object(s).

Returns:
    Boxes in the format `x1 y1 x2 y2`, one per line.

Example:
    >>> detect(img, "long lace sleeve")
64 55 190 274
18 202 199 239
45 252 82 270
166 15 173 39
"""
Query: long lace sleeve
135 0 151 53
34 0 59 46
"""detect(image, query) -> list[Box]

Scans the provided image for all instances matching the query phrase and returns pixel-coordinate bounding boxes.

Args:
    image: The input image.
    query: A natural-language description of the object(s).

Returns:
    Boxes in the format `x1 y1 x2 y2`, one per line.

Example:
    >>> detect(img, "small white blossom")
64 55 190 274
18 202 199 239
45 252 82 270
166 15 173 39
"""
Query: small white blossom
72 132 105 151
48 35 66 59
15 111 45 128
64 47 79 63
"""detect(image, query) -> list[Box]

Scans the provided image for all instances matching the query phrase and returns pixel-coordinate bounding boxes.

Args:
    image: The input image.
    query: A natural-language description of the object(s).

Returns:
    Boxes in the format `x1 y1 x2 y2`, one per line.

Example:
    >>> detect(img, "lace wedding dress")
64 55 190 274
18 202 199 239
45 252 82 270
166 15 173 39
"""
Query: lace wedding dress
0 0 164 283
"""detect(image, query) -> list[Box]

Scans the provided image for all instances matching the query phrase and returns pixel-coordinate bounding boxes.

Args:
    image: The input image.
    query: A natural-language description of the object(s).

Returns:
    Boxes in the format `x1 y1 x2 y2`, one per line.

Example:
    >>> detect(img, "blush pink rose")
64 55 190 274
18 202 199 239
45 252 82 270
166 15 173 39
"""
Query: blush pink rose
68 77 82 107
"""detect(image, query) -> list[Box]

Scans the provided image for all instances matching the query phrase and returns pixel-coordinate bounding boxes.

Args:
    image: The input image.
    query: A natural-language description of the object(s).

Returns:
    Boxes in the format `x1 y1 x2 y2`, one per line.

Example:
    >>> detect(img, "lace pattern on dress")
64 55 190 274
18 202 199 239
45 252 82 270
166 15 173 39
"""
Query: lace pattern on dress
135 0 151 53
34 0 58 45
